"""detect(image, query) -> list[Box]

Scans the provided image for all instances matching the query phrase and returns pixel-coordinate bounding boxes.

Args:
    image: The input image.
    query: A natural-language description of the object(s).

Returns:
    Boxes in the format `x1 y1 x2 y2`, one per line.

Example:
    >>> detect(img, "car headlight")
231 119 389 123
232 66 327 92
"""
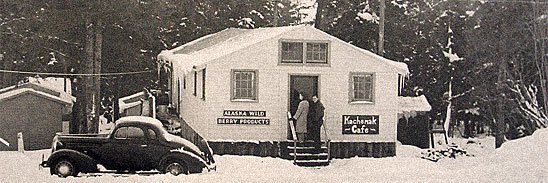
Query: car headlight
51 136 61 152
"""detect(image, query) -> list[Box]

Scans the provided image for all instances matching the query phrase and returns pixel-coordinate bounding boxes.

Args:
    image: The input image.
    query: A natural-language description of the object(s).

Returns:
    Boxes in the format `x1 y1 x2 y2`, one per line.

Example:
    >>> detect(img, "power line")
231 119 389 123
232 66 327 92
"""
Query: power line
0 69 153 76
453 0 548 4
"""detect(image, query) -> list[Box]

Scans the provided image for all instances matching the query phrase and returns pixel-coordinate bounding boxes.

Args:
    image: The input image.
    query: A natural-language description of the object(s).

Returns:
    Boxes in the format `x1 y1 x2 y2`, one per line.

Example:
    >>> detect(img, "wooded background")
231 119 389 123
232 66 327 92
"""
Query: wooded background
1 0 546 147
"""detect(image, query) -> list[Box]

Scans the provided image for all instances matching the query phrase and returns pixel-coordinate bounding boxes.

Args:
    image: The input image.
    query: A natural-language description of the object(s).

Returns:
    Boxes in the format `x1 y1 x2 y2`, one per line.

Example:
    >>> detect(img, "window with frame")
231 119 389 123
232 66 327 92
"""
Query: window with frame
350 73 374 102
231 70 257 101
202 68 206 100
280 41 329 64
306 43 328 63
193 71 197 96
114 126 145 139
281 42 303 63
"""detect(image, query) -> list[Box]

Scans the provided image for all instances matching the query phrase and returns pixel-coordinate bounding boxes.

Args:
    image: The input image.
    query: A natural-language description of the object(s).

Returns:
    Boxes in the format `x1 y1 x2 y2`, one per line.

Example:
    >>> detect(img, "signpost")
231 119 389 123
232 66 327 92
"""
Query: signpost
342 115 379 134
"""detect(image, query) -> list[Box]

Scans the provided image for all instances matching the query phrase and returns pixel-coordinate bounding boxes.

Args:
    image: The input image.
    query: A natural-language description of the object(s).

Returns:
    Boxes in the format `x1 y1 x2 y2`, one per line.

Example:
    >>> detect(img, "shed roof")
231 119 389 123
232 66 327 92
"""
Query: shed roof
0 88 72 105
158 25 409 75
398 95 432 113
0 79 75 104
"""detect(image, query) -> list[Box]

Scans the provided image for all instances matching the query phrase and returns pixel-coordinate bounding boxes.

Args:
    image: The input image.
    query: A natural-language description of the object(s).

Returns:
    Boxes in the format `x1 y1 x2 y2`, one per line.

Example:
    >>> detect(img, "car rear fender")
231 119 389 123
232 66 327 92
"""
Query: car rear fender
47 149 98 173
159 150 210 173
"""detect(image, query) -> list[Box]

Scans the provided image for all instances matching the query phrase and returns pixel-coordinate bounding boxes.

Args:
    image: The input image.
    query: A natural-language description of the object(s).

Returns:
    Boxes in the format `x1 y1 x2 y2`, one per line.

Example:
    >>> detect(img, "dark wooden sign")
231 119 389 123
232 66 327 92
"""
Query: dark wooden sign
223 110 266 117
217 118 270 125
342 115 379 134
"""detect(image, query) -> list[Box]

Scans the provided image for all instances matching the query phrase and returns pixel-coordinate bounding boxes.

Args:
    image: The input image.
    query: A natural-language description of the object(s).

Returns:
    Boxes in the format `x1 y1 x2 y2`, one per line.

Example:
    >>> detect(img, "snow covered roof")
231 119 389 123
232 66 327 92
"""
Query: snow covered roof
398 95 432 113
0 88 72 105
159 26 300 73
118 91 146 113
159 25 409 75
119 101 142 113
0 78 75 104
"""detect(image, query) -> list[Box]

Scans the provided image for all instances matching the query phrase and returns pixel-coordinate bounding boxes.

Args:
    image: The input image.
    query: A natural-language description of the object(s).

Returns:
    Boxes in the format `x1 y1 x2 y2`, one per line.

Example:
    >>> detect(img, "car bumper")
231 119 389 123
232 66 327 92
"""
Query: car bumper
40 160 49 168
207 163 216 172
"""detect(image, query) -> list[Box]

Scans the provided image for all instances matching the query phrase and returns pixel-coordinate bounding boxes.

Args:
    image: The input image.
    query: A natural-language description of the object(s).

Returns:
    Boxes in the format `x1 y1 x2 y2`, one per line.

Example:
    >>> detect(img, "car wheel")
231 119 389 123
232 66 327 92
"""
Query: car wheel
52 158 79 177
163 159 188 176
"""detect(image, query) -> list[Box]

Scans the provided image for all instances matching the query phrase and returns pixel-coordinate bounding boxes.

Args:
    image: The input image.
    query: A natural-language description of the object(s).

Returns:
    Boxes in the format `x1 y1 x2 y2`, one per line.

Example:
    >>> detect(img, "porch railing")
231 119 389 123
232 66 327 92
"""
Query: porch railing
287 112 298 164
322 118 331 162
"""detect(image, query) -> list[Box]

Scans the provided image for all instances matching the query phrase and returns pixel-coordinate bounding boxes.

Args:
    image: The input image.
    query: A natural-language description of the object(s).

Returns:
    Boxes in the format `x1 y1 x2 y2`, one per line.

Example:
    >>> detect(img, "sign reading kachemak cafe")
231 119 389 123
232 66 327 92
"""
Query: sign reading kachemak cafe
217 110 269 125
342 115 379 134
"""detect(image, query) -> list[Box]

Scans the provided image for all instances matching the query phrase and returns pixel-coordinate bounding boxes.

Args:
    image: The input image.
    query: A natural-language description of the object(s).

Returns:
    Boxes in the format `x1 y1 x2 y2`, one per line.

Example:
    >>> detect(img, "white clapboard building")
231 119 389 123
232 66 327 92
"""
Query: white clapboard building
158 25 430 162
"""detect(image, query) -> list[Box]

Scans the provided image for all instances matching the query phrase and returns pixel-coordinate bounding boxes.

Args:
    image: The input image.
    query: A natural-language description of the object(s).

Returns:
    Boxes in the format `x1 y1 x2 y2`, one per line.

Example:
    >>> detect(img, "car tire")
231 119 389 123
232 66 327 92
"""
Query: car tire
51 158 79 177
162 159 188 176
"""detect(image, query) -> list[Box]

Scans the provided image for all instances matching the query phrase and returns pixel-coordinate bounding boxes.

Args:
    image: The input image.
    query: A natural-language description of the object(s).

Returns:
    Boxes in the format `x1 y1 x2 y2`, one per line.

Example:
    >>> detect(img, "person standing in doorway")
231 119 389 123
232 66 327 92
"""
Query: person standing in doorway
293 92 309 142
308 95 325 149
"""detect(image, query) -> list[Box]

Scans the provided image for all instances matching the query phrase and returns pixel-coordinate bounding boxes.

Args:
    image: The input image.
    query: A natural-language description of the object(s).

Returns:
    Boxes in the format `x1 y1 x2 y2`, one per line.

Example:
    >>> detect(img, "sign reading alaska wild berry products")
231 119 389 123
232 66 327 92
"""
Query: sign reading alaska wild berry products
342 115 379 134
223 110 266 117
217 110 269 125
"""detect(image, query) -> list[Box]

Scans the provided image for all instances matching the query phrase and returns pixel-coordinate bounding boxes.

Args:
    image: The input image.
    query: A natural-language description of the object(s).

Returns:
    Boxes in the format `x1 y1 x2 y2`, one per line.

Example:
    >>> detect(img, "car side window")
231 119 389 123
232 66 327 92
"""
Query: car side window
114 126 144 139
126 127 145 139
114 127 128 139
147 129 157 140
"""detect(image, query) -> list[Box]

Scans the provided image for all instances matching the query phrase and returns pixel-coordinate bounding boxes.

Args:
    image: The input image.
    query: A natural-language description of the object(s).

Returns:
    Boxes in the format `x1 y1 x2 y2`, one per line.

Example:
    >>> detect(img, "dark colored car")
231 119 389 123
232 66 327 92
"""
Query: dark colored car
40 116 215 177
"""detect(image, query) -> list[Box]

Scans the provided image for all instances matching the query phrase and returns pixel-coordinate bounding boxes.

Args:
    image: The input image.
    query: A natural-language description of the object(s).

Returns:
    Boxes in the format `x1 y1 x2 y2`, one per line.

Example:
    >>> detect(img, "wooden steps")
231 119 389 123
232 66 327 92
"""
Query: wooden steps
286 141 330 167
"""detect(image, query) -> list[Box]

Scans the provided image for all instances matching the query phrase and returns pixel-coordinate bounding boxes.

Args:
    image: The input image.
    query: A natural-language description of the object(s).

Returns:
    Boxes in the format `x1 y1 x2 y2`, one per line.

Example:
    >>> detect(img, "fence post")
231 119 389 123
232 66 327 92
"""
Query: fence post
17 132 24 153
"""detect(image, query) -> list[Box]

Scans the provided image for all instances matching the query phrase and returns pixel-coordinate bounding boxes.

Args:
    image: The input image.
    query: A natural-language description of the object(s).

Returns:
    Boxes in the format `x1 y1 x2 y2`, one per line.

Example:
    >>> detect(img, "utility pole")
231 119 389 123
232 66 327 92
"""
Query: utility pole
315 0 325 30
378 0 385 56
273 0 278 27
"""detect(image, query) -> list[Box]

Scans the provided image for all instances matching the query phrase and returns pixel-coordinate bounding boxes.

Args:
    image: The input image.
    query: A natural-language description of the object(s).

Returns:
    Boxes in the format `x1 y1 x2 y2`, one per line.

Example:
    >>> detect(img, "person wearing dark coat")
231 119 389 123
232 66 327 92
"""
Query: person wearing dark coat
307 95 324 149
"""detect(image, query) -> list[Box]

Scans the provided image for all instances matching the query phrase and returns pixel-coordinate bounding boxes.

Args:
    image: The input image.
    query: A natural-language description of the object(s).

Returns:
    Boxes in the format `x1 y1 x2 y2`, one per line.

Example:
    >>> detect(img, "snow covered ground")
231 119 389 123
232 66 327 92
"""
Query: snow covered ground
1 129 547 183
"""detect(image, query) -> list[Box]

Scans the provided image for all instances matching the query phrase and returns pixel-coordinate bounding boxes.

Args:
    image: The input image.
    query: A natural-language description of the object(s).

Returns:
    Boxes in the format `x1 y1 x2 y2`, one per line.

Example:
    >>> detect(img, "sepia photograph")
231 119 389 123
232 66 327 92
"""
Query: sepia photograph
0 0 547 182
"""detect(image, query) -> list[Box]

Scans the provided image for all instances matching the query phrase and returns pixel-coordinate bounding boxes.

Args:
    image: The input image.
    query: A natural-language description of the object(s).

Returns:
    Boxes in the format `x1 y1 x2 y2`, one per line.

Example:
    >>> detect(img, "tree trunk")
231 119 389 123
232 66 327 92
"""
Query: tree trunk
272 0 278 27
88 19 102 134
314 0 325 30
444 80 452 139
81 13 99 134
1 56 13 88
378 0 385 56
495 54 507 148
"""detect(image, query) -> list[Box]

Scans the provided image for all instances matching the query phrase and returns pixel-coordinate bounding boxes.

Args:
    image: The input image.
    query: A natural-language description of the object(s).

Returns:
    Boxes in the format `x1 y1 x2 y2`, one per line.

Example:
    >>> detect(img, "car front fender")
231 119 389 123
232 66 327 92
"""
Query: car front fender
46 149 99 173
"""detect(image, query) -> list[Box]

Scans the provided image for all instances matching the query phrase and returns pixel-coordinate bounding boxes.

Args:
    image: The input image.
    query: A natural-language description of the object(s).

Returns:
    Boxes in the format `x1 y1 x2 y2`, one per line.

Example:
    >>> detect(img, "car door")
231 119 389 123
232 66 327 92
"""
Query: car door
105 126 137 170
139 127 171 170
121 126 150 170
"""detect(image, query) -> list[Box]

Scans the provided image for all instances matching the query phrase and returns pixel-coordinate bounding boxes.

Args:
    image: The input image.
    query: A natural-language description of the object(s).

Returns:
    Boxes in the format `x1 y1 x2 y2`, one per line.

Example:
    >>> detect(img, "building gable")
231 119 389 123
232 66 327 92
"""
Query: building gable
0 88 71 106
187 26 408 75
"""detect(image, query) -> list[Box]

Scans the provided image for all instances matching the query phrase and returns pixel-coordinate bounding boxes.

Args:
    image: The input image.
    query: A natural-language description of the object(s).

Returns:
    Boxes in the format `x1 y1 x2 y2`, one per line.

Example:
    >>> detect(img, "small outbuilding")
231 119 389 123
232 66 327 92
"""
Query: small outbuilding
0 87 71 151
158 25 431 159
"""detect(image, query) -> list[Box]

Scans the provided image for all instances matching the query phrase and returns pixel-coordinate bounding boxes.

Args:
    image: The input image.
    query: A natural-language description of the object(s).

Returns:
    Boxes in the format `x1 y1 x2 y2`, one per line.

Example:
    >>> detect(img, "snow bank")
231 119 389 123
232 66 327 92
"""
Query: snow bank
396 141 422 158
1 130 547 182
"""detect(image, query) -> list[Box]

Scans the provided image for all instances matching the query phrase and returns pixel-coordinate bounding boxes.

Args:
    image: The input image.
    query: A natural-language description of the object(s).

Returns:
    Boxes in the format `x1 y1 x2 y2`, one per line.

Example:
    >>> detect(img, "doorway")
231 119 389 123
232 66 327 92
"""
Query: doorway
288 75 319 139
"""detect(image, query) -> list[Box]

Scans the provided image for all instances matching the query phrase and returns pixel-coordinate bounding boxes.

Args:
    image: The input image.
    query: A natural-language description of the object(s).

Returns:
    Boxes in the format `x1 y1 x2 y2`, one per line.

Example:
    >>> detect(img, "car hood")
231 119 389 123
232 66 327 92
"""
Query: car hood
163 133 203 156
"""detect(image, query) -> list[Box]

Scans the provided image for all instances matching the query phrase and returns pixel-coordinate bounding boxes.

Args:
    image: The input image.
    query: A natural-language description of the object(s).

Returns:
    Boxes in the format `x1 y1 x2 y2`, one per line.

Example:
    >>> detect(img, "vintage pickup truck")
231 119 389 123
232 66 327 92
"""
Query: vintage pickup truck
41 116 215 177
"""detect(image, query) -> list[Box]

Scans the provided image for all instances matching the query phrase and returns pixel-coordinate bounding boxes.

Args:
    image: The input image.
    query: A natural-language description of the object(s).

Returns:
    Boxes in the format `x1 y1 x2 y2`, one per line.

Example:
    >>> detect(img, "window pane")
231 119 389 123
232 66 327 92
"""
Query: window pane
281 42 303 63
233 71 256 100
114 127 127 139
235 89 241 97
355 91 364 99
306 43 328 63
352 74 373 102
148 129 157 140
127 127 144 138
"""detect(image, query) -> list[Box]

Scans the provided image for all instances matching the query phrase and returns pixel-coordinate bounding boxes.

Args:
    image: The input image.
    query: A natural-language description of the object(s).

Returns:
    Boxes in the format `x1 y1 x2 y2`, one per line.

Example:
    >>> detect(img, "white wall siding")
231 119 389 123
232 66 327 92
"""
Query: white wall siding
177 27 401 143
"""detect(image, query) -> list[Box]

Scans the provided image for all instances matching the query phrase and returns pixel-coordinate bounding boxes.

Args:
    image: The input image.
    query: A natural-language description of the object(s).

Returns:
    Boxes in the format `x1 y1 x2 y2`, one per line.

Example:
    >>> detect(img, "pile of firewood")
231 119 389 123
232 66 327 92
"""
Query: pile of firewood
420 143 473 162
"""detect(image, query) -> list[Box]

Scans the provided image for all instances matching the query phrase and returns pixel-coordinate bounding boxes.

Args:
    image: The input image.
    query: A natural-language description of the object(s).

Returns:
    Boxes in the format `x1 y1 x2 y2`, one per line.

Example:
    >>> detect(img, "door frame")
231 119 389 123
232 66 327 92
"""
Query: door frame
287 74 321 139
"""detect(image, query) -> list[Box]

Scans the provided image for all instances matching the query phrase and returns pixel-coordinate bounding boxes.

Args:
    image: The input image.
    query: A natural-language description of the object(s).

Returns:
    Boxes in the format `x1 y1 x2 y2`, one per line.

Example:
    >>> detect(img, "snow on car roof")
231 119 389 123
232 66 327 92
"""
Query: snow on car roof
116 116 164 129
